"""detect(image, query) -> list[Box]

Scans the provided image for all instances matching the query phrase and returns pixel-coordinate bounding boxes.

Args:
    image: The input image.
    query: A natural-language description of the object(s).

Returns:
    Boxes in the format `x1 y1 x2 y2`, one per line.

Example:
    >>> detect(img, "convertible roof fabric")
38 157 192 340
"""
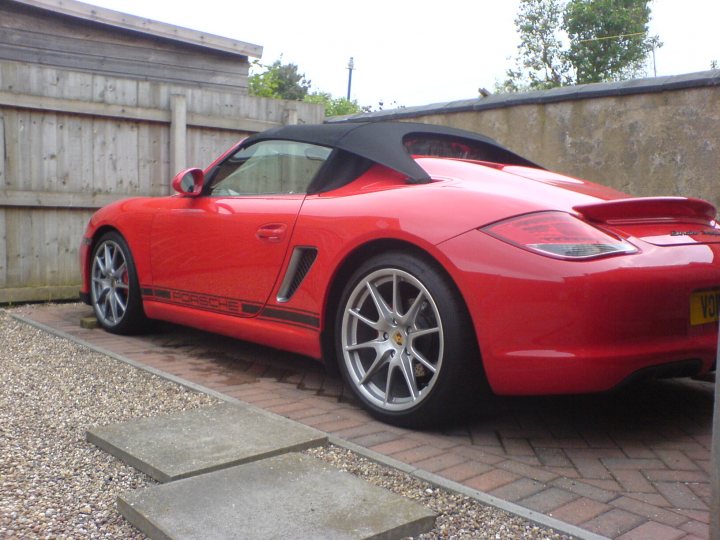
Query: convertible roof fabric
242 122 540 186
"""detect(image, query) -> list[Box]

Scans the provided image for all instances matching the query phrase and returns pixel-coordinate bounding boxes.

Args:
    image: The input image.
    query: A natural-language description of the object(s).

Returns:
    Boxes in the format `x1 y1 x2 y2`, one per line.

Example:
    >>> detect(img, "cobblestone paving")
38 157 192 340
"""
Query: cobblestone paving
16 303 715 539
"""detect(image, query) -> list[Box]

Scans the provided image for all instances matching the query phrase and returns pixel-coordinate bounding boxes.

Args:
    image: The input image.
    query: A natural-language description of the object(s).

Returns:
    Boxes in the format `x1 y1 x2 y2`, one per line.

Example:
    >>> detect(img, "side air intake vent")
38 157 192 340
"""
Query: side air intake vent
277 247 318 302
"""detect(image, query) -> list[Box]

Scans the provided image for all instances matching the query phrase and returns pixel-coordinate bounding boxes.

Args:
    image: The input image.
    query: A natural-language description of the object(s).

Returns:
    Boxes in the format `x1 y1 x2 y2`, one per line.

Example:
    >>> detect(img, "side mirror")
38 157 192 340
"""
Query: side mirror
171 168 205 197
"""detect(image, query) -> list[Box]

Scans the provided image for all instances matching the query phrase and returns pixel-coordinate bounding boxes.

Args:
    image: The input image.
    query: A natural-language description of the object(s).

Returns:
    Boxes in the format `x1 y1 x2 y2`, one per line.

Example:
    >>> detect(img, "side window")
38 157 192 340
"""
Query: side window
208 140 331 196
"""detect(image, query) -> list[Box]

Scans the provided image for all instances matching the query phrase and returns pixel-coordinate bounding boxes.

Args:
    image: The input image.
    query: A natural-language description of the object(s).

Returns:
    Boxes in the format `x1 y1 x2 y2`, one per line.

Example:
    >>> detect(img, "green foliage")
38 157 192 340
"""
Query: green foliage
565 0 656 84
499 0 571 92
303 92 363 117
249 58 369 117
249 59 312 100
502 0 660 91
249 58 403 116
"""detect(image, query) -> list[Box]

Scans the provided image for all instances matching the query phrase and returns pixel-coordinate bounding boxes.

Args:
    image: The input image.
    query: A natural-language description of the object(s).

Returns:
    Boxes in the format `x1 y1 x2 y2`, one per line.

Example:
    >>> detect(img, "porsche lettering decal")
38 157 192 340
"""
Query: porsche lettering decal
670 230 720 237
171 290 243 314
141 287 319 329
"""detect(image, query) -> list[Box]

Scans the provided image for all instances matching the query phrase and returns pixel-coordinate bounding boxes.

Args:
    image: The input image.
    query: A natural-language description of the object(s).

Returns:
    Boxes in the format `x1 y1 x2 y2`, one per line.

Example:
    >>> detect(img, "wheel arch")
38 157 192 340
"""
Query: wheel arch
320 238 483 379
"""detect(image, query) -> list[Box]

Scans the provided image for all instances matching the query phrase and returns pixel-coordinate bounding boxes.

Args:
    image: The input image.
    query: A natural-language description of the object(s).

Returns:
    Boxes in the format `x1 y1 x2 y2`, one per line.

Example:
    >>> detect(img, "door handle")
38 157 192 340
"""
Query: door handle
256 223 287 243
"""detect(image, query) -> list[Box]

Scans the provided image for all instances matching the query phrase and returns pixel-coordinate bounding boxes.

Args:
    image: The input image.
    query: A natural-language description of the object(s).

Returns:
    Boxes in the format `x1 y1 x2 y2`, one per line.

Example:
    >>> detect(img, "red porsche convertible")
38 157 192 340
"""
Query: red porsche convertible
80 122 719 427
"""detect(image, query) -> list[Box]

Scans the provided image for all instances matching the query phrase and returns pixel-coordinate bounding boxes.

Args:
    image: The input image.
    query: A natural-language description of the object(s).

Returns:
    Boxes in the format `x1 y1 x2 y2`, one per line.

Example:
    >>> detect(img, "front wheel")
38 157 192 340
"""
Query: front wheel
336 252 480 428
90 231 148 334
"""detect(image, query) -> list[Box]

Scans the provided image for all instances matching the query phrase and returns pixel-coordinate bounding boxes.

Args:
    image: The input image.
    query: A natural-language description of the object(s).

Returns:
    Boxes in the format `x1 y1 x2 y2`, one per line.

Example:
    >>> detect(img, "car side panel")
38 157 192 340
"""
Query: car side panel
148 195 304 315
258 186 461 332
82 197 325 357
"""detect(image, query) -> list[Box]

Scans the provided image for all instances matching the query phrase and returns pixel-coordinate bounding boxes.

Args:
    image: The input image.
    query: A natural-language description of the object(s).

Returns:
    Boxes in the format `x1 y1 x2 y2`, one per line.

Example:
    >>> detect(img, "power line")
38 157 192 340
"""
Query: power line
576 31 657 76
577 31 646 43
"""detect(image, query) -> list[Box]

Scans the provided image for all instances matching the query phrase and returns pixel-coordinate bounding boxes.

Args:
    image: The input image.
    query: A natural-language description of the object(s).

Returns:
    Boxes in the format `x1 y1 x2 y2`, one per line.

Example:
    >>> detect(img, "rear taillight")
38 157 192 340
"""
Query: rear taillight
482 211 638 260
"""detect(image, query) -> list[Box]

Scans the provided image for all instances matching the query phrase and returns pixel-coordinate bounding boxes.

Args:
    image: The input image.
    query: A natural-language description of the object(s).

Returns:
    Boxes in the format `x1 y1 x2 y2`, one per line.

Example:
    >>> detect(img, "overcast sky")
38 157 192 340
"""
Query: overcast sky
86 0 719 108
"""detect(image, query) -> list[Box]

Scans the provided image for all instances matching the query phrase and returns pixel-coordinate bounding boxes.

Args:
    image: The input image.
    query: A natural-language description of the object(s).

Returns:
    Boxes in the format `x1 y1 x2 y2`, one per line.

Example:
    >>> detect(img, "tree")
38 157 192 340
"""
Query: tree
249 58 403 117
303 92 363 117
248 59 312 100
565 0 657 84
500 0 571 91
501 0 660 91
249 59 367 117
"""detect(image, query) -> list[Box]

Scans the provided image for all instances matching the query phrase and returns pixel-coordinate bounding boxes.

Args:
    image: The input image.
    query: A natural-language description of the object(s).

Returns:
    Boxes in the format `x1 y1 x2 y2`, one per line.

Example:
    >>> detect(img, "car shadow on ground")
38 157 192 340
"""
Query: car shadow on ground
460 379 713 441
147 320 714 446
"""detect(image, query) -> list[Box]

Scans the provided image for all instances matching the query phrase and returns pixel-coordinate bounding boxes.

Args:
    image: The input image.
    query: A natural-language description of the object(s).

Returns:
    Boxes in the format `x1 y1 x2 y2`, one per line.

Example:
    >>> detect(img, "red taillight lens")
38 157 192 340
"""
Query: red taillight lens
482 211 638 260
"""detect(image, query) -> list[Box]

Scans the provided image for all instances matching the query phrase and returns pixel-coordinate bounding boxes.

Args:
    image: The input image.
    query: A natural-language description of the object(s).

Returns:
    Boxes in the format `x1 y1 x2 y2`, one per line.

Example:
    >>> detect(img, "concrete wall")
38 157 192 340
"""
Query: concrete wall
334 71 720 212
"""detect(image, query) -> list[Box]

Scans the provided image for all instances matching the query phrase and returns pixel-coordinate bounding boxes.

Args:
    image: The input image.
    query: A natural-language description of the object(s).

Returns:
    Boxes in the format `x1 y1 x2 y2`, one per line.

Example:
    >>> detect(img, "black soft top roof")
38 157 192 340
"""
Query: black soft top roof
242 122 540 187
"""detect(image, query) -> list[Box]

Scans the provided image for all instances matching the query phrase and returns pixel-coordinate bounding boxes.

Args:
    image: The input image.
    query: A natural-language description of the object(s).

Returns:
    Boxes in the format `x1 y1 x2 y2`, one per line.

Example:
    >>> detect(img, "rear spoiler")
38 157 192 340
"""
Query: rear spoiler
574 197 717 225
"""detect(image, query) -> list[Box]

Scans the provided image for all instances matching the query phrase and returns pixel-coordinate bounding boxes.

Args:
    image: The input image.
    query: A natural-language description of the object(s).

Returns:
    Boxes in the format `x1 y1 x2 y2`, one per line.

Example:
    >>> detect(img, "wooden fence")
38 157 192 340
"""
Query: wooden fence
0 62 324 303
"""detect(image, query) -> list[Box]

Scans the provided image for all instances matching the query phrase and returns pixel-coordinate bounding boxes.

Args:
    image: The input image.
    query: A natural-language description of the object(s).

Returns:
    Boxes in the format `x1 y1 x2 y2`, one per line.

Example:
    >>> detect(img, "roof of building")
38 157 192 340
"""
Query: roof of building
10 0 262 58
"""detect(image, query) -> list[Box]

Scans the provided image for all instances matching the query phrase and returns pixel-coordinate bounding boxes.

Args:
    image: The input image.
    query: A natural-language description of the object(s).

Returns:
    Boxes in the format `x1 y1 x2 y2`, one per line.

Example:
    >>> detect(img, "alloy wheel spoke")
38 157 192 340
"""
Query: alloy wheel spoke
366 281 393 323
408 326 440 340
391 273 402 316
96 285 111 304
113 290 127 313
103 244 114 274
345 336 384 353
108 291 119 322
399 352 419 400
113 262 127 280
109 244 119 270
383 364 396 406
399 291 425 326
359 349 393 385
408 346 437 374
348 308 382 331
96 255 107 276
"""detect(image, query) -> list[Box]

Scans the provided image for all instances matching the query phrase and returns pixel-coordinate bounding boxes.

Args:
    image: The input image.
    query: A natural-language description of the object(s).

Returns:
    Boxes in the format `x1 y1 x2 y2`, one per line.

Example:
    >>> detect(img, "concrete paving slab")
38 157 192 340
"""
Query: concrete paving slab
118 452 436 540
87 403 327 482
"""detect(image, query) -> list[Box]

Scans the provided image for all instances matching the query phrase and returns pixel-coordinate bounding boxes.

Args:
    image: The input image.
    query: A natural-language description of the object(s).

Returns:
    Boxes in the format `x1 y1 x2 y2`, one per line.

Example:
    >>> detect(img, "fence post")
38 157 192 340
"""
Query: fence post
169 94 187 194
283 102 298 126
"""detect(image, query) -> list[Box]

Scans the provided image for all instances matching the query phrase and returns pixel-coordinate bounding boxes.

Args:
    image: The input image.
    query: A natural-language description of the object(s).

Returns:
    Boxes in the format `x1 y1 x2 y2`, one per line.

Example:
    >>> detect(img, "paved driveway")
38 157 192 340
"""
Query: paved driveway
16 303 714 539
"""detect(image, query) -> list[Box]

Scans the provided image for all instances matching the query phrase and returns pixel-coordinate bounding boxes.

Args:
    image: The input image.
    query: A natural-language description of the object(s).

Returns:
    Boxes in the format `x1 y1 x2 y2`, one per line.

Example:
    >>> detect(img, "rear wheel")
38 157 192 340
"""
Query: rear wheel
336 252 479 428
90 231 147 334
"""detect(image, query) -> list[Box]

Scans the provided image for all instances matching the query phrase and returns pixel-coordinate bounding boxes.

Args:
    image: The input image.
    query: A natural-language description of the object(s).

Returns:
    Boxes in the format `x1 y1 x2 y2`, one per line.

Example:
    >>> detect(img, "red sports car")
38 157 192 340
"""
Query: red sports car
80 122 720 427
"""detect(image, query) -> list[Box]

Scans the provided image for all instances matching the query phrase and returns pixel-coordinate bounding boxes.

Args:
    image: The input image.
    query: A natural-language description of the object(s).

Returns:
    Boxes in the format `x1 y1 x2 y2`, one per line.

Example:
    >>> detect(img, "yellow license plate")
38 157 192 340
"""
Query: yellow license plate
690 289 720 326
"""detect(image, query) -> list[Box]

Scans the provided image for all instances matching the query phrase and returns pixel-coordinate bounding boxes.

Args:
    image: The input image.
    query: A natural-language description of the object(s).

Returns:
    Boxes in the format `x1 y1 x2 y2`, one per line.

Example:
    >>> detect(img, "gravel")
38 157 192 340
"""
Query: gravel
0 309 569 539
306 445 570 540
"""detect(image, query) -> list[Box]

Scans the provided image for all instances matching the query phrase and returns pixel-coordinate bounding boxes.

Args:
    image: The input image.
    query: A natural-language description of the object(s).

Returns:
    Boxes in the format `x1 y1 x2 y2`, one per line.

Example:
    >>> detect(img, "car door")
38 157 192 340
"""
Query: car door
149 140 331 317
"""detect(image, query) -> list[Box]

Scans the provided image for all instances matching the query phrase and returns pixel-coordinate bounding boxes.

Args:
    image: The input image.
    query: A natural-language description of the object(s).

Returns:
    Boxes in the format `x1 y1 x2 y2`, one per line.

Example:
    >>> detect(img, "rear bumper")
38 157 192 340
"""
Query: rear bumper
482 335 716 395
439 230 720 395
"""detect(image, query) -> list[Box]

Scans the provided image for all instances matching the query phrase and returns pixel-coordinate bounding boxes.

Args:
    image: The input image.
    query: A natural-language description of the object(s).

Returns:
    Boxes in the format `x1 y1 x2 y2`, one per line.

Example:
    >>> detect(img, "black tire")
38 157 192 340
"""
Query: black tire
335 252 480 428
89 231 148 334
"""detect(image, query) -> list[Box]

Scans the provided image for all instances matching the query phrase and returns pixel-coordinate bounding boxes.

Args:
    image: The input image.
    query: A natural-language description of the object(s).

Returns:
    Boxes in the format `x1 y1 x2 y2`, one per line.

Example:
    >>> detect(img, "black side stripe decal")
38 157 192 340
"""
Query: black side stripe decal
259 307 320 328
141 286 319 329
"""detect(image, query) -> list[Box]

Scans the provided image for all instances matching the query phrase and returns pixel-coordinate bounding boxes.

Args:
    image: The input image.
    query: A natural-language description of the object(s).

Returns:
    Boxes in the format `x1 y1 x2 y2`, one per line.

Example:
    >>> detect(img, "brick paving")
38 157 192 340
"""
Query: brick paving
14 303 716 539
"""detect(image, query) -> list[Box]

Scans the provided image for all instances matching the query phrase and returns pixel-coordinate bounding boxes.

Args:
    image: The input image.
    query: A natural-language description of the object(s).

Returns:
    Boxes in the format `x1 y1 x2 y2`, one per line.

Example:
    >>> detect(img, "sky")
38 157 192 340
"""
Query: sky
84 0 719 108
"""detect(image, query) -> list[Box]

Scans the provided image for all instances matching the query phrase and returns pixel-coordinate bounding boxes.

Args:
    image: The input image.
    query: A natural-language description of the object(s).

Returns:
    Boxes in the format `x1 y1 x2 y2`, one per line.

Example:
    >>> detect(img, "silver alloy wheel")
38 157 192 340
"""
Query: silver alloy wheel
91 240 130 327
341 268 444 412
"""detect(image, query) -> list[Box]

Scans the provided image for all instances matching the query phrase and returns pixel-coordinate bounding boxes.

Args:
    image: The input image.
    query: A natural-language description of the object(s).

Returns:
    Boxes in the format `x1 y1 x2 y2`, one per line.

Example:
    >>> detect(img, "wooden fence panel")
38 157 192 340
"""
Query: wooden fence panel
0 60 324 303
